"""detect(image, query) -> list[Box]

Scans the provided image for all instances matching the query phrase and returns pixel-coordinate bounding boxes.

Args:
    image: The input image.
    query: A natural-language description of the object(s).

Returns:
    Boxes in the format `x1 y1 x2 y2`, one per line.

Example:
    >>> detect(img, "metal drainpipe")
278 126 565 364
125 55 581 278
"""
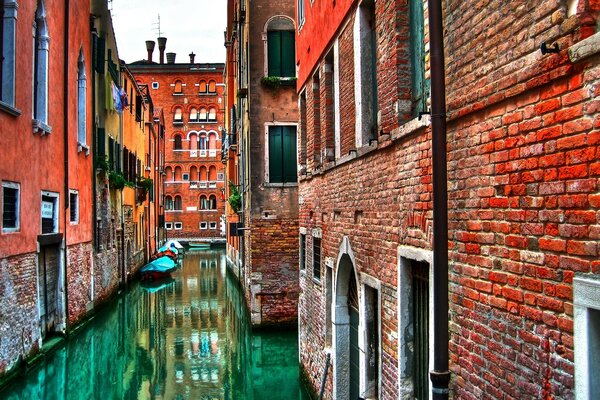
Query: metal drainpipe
427 0 451 399
62 0 71 333
120 99 126 288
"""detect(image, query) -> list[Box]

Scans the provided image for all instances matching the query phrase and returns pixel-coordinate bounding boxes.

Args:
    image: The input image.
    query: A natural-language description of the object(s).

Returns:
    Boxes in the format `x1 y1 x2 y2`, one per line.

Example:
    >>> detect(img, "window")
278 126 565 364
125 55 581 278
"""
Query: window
69 190 79 224
151 82 159 89
199 107 207 121
410 0 428 117
165 166 173 181
77 50 87 150
165 222 173 230
189 107 198 122
174 80 183 94
312 237 321 280
2 181 19 232
199 80 207 93
299 91 308 167
165 196 174 210
268 125 297 183
200 195 217 210
33 0 50 132
1 0 18 108
411 261 429 399
363 284 380 397
267 18 295 77
174 195 182 210
199 166 207 181
174 166 182 181
217 173 224 181
41 192 59 234
200 222 208 229
208 107 217 122
298 0 305 28
174 107 183 124
208 133 217 149
208 166 217 181
190 166 198 181
174 222 183 230
209 222 217 229
174 134 182 150
208 80 216 93
574 276 600 398
182 173 190 181
299 233 306 271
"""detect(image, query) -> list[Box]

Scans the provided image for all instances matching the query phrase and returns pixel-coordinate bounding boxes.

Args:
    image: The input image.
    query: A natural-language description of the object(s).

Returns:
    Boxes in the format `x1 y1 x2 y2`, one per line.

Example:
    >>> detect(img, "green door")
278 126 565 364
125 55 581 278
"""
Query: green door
350 305 360 399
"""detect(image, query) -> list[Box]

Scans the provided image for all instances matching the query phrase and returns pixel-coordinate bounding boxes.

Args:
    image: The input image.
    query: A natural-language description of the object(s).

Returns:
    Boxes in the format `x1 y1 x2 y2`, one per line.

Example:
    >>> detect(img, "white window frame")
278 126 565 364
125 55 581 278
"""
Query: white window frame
174 222 183 230
2 181 20 233
41 190 59 234
69 189 79 224
1 0 18 109
200 222 208 230
574 275 600 399
217 172 224 181
182 173 190 181
209 222 217 230
77 49 88 154
165 222 173 230
151 82 159 89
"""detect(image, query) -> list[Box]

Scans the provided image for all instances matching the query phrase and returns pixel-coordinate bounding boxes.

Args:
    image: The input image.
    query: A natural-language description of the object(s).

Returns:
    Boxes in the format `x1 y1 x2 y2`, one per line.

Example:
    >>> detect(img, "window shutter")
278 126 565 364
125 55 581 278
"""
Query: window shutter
97 128 106 158
269 126 283 183
281 31 296 78
108 136 115 170
94 36 105 74
135 95 142 122
410 0 427 117
282 126 297 182
267 31 282 77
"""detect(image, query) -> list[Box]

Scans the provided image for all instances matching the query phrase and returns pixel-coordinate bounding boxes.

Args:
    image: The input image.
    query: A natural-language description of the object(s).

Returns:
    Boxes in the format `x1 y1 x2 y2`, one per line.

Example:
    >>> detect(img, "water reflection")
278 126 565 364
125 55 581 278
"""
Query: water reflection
0 250 309 400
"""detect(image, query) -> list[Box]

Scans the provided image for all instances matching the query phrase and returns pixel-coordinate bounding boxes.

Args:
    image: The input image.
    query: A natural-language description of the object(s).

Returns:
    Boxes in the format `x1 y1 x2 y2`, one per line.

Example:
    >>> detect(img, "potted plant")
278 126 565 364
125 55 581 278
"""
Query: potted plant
137 177 153 192
108 171 132 190
228 181 242 214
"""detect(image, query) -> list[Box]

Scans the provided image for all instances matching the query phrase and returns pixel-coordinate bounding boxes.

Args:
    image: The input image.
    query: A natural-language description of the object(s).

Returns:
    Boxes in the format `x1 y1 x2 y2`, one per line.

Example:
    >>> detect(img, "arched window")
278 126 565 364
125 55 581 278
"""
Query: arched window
199 166 207 181
174 80 183 94
189 132 197 150
200 195 208 210
208 132 217 149
174 107 183 123
190 107 198 122
208 107 217 122
266 17 295 78
199 107 207 121
33 0 50 128
208 80 216 93
165 196 174 210
199 80 207 93
174 195 182 210
190 166 198 181
199 133 208 150
165 166 173 181
174 166 182 181
77 49 87 148
209 195 217 210
208 166 217 181
174 134 182 150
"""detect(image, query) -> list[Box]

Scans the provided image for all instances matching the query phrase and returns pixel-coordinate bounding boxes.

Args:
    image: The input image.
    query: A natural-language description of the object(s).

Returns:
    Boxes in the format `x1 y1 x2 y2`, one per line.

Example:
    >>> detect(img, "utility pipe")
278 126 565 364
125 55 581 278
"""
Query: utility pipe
62 0 71 333
427 0 450 399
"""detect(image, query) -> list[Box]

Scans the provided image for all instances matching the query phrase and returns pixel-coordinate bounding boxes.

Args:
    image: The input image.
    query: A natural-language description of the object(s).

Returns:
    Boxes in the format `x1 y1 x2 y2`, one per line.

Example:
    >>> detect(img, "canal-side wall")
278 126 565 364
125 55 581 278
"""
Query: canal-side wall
0 253 41 376
66 242 95 325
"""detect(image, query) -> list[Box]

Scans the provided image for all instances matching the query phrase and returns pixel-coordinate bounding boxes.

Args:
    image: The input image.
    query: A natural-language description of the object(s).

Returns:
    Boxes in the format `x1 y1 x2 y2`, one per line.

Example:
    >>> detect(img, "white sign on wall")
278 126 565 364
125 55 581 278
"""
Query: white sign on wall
41 201 54 218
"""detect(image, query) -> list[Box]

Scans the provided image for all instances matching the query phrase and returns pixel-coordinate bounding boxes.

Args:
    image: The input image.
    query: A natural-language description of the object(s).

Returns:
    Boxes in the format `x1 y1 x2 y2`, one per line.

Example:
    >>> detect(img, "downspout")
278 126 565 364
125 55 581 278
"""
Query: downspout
427 0 450 399
120 108 126 288
62 0 71 333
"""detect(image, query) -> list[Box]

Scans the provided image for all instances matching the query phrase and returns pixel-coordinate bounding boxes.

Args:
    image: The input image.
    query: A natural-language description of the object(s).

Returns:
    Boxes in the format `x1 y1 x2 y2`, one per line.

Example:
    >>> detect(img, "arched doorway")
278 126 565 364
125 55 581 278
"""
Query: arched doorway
333 237 360 399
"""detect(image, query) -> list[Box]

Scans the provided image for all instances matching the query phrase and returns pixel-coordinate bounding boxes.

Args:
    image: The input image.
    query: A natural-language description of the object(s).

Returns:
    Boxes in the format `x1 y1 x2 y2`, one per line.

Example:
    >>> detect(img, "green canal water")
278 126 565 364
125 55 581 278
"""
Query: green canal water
1 250 310 400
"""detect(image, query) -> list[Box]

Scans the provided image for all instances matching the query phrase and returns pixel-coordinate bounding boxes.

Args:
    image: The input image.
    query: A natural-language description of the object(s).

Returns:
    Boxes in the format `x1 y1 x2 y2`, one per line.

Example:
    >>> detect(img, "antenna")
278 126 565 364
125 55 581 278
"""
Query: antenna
152 14 163 37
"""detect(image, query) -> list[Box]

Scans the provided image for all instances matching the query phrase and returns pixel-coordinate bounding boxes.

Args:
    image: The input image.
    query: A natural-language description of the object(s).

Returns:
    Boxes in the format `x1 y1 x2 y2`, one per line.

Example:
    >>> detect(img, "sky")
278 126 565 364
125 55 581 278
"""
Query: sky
111 0 227 64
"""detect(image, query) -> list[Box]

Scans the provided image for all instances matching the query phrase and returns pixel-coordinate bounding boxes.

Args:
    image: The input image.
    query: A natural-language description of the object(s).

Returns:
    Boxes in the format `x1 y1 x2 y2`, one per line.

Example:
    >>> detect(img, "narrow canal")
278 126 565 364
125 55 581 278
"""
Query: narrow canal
1 250 310 400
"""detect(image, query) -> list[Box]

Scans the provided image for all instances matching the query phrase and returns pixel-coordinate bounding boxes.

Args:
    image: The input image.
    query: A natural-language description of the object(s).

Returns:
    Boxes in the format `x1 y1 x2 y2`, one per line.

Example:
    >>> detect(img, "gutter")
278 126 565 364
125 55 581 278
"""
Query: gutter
62 0 71 332
427 0 450 399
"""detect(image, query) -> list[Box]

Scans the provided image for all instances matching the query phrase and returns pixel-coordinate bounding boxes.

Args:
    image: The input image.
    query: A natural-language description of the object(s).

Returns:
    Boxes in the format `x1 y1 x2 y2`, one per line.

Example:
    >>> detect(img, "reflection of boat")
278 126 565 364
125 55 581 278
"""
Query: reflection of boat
188 242 211 250
140 276 175 293
139 256 178 280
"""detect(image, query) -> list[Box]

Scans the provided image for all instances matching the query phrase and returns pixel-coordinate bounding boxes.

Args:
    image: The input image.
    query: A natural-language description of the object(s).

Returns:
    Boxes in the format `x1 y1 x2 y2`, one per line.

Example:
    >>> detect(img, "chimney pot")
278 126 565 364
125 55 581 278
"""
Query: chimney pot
145 40 155 63
166 52 176 64
189 52 196 64
157 37 167 64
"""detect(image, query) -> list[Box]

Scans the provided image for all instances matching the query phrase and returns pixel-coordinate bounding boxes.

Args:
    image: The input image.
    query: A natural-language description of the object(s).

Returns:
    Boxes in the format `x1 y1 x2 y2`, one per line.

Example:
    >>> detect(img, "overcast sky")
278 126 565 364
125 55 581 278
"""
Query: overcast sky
111 0 226 64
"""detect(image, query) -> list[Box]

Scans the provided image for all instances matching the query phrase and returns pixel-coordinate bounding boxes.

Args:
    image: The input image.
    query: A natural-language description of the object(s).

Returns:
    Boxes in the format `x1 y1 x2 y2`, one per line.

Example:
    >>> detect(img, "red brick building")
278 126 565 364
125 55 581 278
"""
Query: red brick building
296 0 600 398
129 44 226 244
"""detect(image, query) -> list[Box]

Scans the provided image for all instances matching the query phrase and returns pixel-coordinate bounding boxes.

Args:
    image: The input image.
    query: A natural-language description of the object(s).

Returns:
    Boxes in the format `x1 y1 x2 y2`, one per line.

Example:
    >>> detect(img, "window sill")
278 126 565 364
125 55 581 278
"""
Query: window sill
264 182 298 188
33 119 52 135
173 121 183 125
77 143 90 155
312 276 322 286
0 101 21 117
173 93 184 96
2 228 20 234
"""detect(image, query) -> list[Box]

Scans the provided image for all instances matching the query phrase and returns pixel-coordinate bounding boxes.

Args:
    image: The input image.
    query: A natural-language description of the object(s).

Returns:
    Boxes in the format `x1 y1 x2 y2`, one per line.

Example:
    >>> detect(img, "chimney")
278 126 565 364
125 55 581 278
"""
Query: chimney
166 52 176 64
157 36 167 64
189 52 196 64
145 40 155 63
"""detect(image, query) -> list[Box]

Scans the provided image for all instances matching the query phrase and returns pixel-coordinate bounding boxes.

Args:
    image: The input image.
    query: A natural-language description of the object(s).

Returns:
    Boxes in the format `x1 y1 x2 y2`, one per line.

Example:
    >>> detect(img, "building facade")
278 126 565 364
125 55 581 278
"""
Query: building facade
224 0 301 327
296 0 600 399
129 46 226 244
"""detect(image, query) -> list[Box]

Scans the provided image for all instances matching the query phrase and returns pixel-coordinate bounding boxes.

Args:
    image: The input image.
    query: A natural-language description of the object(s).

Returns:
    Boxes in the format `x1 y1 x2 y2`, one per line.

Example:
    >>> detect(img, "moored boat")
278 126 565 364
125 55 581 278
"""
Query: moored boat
139 256 178 280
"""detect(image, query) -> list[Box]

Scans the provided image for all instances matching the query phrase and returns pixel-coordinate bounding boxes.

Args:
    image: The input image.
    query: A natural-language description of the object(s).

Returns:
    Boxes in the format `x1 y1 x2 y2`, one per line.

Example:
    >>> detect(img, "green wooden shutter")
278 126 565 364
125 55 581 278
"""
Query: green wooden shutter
267 31 282 77
281 31 295 77
282 126 297 182
269 126 283 183
410 0 426 117
97 128 106 159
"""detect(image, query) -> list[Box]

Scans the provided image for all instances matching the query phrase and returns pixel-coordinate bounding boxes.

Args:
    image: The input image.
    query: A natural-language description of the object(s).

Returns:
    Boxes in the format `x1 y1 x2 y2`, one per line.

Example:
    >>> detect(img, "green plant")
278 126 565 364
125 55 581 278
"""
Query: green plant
96 156 110 171
228 181 242 213
260 76 297 89
137 177 153 192
108 171 132 190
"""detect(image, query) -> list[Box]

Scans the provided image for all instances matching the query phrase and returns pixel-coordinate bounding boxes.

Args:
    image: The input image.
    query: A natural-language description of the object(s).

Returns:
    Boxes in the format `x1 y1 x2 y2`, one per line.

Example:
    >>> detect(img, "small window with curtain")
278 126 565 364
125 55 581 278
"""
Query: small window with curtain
268 125 297 184
199 107 207 122
190 107 198 122
174 107 183 124
174 196 182 210
165 196 173 210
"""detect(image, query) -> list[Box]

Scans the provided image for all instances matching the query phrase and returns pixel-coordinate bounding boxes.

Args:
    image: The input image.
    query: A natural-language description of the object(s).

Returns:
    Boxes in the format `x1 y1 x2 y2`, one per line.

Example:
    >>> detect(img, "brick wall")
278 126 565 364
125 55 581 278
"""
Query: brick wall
66 242 94 325
338 15 356 155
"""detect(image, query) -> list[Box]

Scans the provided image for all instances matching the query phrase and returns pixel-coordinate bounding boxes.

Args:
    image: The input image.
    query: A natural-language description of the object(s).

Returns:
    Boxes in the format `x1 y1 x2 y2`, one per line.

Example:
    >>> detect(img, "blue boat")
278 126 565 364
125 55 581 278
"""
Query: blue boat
140 256 178 280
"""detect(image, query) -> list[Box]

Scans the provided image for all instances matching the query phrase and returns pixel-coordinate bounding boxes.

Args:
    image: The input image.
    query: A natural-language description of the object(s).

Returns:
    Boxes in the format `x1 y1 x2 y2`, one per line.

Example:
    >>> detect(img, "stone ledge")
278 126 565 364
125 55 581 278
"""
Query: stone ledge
568 31 600 63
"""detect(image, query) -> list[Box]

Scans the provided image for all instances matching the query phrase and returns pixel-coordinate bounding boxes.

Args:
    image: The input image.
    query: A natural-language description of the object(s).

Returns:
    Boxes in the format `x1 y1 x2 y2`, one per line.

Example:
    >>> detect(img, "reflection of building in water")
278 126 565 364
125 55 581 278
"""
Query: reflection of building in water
163 251 227 399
